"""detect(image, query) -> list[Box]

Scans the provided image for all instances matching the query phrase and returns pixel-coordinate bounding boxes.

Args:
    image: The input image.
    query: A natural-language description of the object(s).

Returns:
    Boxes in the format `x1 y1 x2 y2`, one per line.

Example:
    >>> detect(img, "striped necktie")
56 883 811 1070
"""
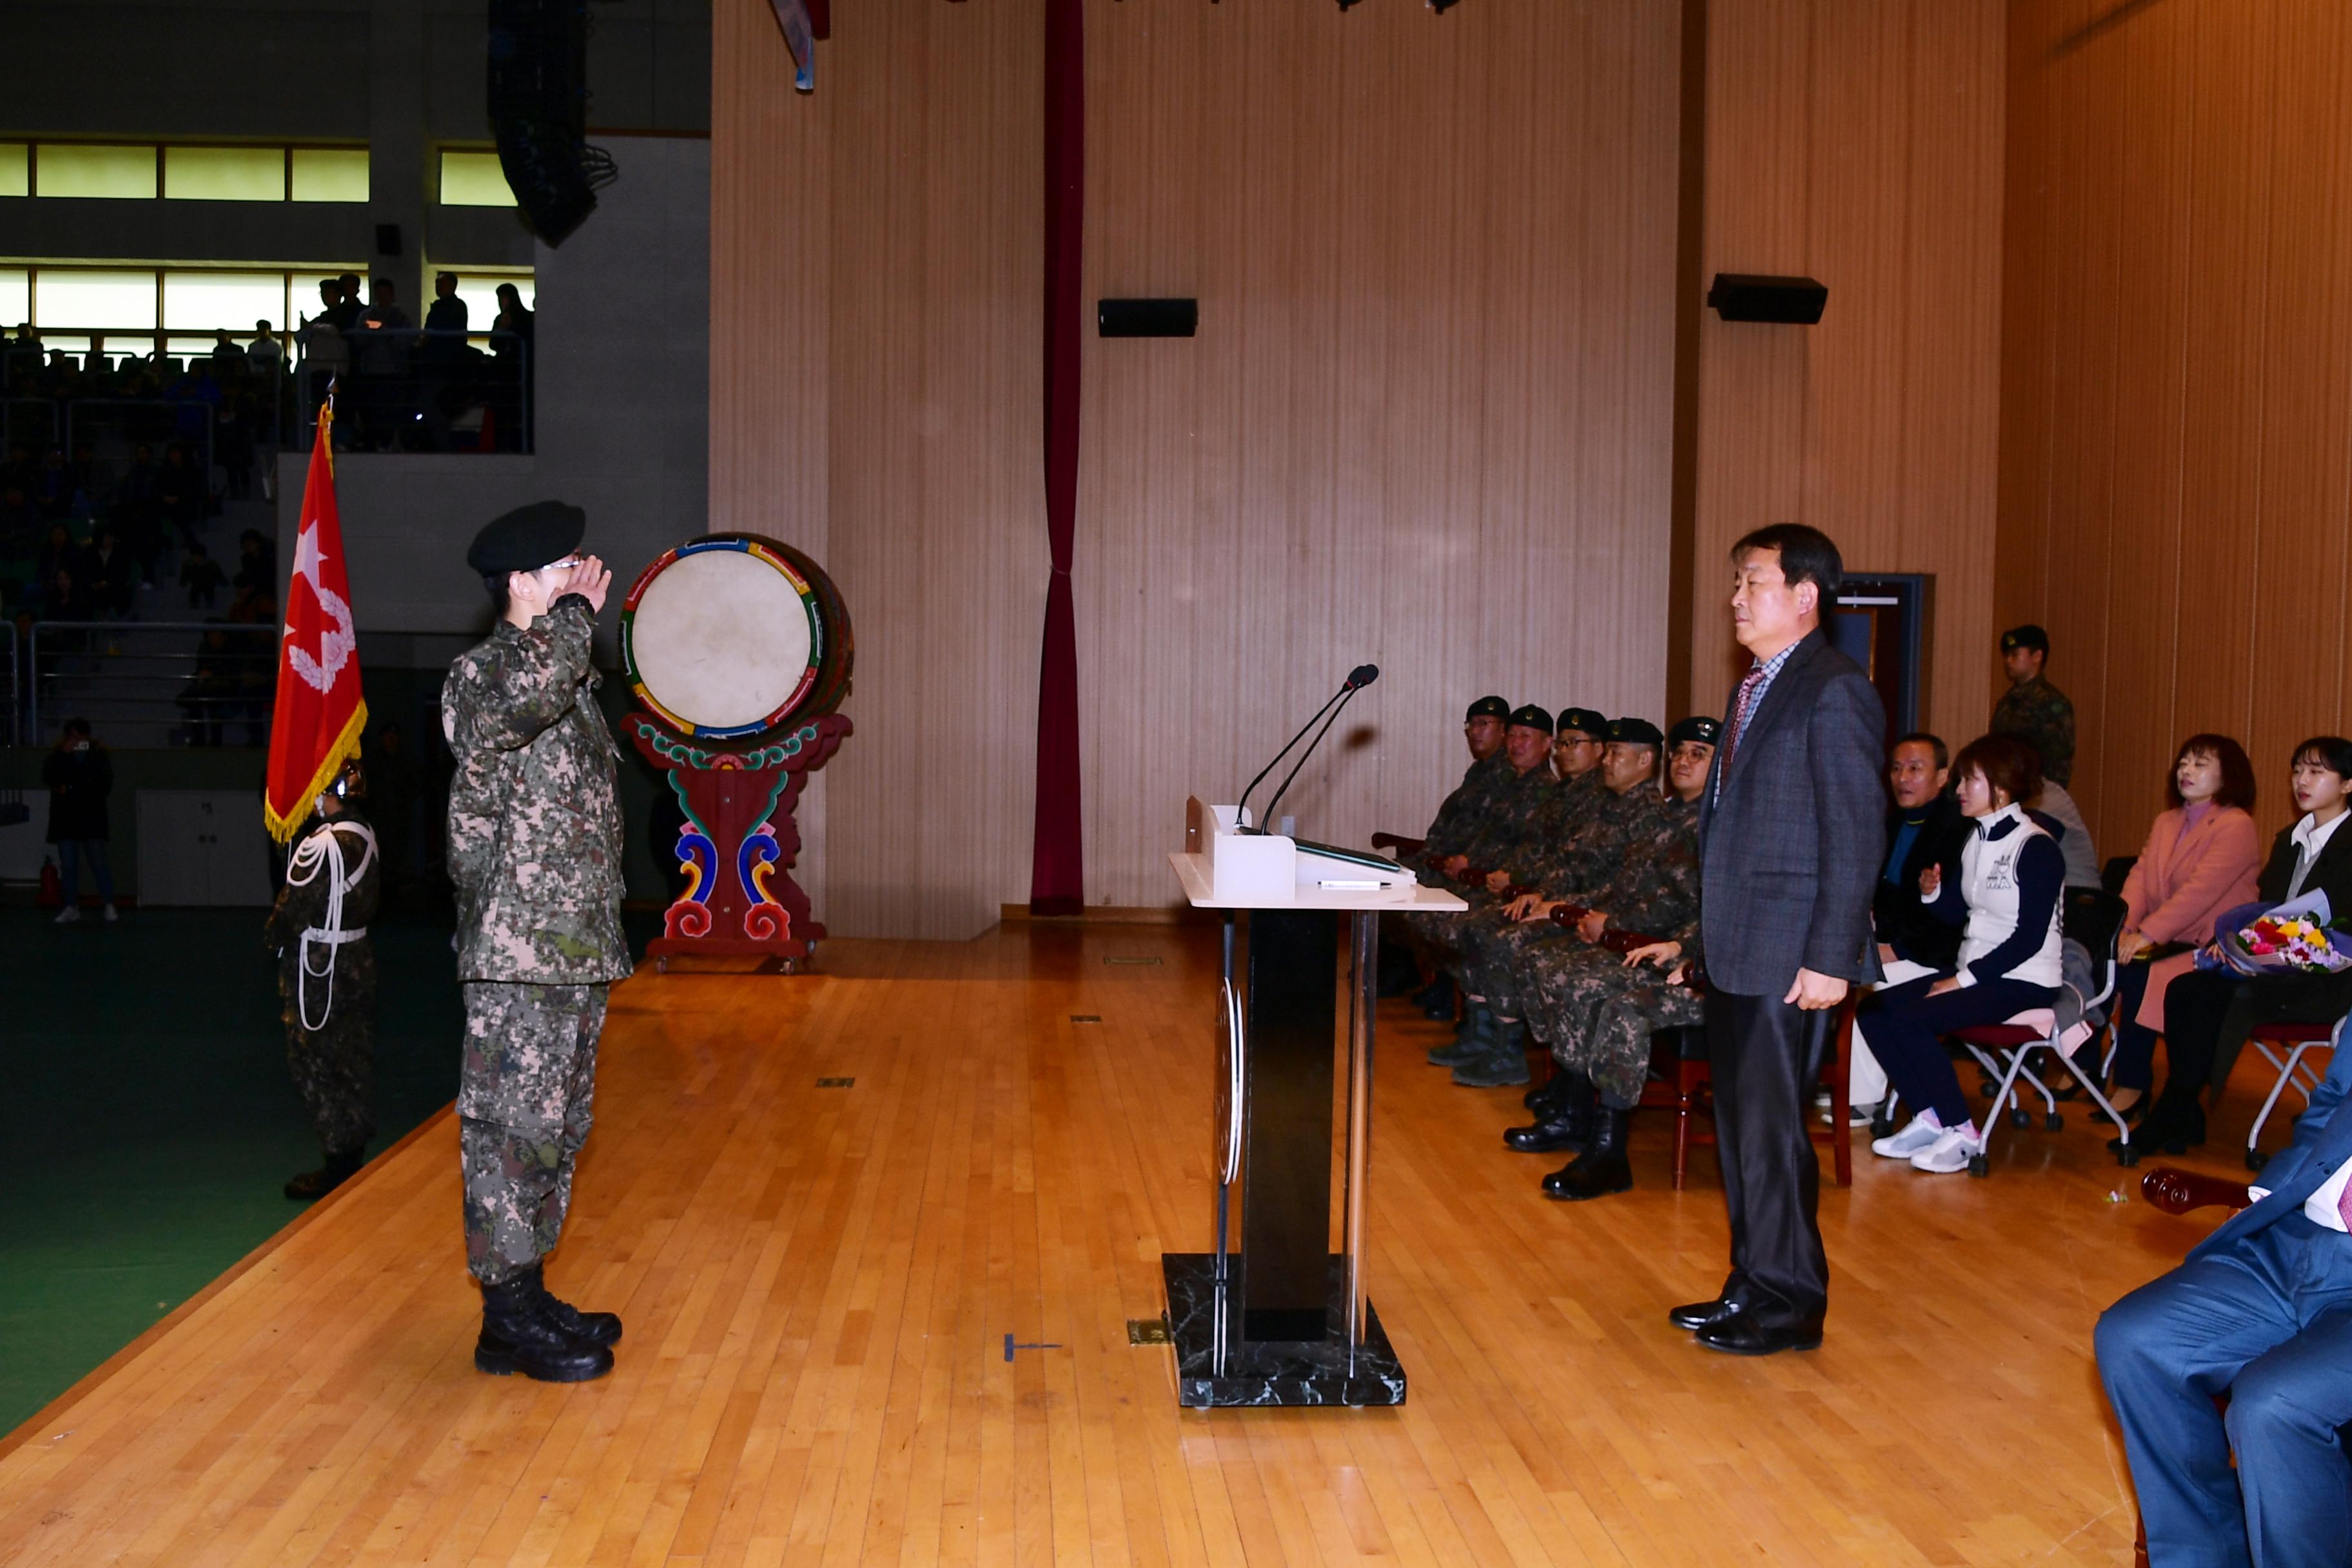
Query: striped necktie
1721 663 1769 775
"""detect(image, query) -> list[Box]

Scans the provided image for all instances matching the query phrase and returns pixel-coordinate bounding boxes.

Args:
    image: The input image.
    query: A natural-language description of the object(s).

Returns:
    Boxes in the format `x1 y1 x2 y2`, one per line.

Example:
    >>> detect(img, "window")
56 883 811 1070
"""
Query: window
438 150 517 208
291 148 369 203
36 270 157 333
164 146 286 202
36 144 157 200
12 141 366 202
446 272 535 330
0 270 28 326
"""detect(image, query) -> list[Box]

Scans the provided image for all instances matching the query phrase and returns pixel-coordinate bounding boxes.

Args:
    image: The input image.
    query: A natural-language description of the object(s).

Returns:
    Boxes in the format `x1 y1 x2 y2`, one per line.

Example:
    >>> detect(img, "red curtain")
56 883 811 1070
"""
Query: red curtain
1029 0 1086 916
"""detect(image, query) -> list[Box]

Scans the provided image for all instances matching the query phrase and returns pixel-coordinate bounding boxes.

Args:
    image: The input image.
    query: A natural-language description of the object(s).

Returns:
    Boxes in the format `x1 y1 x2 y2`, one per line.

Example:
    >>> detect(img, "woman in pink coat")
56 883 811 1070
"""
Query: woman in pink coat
2104 735 2262 1115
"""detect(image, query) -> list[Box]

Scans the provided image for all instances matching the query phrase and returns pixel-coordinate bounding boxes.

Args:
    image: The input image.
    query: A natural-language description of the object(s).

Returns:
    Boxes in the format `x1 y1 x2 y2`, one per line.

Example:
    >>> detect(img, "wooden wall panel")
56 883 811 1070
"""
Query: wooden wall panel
1076 0 1683 908
1999 0 2352 851
1690 0 2006 748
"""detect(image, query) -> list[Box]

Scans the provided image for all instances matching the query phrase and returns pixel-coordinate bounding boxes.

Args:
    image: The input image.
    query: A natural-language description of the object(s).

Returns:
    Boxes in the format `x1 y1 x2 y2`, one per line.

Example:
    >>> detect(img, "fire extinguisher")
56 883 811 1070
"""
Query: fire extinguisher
39 856 64 908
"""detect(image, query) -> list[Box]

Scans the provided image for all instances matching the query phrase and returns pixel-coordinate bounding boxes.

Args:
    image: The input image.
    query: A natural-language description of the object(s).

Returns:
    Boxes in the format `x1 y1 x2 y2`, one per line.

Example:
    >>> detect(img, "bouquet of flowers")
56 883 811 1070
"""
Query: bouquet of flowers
2203 892 2352 978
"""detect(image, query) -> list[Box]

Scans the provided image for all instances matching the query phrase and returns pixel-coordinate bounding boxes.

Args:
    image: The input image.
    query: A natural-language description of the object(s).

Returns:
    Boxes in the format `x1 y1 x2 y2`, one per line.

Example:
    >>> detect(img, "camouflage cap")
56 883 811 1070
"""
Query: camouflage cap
1465 695 1511 722
2001 623 2049 653
1506 703 1556 734
1556 707 1609 740
1605 717 1664 748
467 500 586 576
1670 715 1721 747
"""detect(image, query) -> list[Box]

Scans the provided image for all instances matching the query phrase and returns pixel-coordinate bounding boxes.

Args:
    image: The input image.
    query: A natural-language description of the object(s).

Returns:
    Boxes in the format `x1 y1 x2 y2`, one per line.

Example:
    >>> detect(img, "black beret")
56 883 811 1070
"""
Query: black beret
1605 717 1664 747
1556 707 1609 740
1465 694 1511 722
2001 623 2049 653
1670 715 1722 747
1506 703 1556 734
467 500 585 576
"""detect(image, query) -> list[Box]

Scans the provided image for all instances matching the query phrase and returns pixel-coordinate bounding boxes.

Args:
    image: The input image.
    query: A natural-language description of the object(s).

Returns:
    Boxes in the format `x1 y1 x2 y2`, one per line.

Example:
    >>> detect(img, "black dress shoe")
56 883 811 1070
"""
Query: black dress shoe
2118 1098 2206 1155
525 1263 623 1348
476 1276 615 1382
1696 1313 1823 1356
1667 1297 1740 1331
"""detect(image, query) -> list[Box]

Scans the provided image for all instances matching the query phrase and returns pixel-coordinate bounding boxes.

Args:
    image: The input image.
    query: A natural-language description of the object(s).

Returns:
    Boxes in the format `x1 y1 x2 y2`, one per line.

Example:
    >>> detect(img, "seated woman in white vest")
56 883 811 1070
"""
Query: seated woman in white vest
1866 734 2066 1175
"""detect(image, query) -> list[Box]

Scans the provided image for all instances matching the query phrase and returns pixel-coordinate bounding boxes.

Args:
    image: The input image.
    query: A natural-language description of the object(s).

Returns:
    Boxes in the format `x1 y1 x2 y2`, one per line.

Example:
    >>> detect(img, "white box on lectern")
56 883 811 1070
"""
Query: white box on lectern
1180 796 1418 905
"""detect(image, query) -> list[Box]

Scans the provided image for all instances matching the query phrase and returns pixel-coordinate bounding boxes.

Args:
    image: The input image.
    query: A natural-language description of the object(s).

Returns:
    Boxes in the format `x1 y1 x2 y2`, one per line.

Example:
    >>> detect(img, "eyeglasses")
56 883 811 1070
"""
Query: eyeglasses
535 556 584 577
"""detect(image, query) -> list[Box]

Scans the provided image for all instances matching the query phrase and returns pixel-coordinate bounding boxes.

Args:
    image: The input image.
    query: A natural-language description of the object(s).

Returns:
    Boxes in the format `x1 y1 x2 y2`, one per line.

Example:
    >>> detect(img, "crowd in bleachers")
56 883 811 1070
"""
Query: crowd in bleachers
293 272 534 454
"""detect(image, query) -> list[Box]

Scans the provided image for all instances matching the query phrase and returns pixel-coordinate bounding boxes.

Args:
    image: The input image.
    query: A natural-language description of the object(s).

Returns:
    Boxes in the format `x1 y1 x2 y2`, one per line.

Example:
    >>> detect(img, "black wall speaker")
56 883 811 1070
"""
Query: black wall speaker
487 0 601 244
1707 273 1829 325
1098 299 1199 338
374 223 402 257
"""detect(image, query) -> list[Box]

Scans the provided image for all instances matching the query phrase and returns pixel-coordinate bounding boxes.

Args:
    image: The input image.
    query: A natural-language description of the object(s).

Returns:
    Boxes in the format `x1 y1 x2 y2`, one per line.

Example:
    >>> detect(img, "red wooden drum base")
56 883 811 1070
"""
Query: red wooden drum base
627 712 852 970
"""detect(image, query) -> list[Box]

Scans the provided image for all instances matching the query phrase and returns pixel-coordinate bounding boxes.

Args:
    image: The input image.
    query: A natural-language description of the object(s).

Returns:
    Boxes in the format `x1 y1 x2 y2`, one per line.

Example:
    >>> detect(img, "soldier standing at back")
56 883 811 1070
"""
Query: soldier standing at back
1990 623 2075 787
267 756 379 1200
444 500 629 1384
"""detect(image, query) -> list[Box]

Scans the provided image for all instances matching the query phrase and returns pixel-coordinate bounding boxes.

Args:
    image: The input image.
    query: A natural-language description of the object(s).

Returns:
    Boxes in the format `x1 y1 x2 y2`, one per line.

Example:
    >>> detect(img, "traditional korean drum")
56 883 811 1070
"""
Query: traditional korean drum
620 534 854 740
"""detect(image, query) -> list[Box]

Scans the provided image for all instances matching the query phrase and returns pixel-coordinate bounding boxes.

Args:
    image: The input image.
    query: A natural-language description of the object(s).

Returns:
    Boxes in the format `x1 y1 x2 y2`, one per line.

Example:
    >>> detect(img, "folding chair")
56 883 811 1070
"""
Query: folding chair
2242 1015 2345 1171
1907 888 2136 1175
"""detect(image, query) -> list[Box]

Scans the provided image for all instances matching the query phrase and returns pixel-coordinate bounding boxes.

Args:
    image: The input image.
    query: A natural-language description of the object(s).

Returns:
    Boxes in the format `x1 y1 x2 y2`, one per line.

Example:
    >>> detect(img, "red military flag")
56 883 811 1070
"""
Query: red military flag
264 404 367 841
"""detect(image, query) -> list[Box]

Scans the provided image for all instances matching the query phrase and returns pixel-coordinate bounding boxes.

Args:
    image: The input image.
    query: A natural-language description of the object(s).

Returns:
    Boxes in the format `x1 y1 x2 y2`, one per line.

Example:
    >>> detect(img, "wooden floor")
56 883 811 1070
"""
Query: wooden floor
0 920 2250 1566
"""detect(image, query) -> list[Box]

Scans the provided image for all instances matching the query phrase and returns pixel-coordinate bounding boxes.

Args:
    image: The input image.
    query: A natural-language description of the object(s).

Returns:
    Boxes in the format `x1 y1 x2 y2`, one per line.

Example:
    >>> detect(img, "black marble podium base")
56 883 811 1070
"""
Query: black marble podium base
1162 1253 1407 1407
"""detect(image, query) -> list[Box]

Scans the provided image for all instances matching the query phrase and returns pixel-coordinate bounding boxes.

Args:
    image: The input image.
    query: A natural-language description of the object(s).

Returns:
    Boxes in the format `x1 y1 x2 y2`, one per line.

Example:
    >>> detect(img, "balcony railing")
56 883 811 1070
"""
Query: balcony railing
25 620 278 750
297 328 533 453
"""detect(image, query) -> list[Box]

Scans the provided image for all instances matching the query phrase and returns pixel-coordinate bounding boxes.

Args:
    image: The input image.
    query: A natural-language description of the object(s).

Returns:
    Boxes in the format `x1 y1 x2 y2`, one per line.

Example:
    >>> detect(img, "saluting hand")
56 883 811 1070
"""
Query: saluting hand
562 554 612 614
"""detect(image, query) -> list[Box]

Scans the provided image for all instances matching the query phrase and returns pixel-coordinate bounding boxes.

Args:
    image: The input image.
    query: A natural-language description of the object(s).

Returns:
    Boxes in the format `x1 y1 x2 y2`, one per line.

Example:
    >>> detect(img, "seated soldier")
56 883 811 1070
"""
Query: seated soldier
1511 718 1717 1200
1403 694 1511 1017
1410 705 1561 1064
1446 718 1672 1090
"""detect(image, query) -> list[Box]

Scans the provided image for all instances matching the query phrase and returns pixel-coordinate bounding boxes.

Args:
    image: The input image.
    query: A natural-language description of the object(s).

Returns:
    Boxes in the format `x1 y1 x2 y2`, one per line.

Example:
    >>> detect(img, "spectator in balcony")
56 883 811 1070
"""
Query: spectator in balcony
248 318 282 378
353 279 413 451
300 280 352 425
44 718 117 924
326 275 366 332
425 271 468 339
491 284 534 450
181 538 226 611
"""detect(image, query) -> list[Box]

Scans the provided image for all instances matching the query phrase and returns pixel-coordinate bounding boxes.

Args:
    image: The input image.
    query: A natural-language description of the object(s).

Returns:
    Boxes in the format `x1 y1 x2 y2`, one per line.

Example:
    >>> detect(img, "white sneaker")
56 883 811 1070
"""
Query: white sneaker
1870 1114 1941 1159
1910 1124 1983 1175
54 906 80 925
101 904 119 923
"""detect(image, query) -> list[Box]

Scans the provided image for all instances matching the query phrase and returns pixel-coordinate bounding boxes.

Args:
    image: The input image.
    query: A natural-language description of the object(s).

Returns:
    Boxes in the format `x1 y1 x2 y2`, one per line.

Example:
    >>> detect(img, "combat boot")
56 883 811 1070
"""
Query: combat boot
283 1146 365 1201
1543 1106 1634 1200
1506 1071 1598 1152
1427 1003 1494 1066
524 1263 623 1348
476 1275 614 1382
1412 972 1457 1020
1453 1019 1533 1088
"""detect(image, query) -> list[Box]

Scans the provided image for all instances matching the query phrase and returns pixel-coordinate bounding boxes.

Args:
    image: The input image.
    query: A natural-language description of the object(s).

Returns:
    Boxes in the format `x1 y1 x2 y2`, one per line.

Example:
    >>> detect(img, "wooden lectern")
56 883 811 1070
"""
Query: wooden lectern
1163 799 1465 1407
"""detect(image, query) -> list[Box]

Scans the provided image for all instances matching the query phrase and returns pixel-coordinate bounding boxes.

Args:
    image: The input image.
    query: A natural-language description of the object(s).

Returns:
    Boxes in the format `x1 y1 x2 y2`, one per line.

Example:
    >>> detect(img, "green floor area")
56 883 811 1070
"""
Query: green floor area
0 907 466 1436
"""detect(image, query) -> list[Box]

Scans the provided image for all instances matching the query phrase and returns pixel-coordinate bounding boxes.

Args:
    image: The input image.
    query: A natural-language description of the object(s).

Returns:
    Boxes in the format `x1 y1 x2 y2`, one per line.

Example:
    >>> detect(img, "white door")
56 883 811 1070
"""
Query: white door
137 791 274 906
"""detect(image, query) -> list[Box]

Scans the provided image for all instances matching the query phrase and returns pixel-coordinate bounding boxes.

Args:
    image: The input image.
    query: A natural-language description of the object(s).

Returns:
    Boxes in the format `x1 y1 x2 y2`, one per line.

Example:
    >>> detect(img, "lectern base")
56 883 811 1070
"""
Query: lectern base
1162 1254 1407 1407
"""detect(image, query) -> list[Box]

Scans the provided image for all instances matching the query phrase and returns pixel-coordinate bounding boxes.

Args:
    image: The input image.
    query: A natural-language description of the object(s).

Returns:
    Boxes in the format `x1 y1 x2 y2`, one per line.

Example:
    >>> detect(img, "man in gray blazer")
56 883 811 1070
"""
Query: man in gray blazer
1670 524 1884 1356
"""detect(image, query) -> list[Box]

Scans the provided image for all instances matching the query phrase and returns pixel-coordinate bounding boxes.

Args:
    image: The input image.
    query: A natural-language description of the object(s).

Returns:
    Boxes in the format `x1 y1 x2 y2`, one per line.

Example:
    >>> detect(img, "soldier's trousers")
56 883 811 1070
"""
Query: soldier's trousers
1456 911 1569 1017
1527 946 1704 1105
281 945 376 1156
458 981 607 1286
1404 886 1500 972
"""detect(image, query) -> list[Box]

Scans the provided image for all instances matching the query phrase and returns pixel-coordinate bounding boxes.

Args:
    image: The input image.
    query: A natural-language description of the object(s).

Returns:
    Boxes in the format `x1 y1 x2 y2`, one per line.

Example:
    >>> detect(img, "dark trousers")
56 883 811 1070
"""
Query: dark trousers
1869 973 2060 1128
2107 961 2160 1090
1706 990 1834 1328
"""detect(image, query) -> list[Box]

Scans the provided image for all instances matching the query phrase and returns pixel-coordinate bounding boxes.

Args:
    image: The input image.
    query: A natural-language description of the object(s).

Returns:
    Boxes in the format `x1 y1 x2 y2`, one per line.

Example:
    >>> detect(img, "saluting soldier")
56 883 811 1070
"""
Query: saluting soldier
1514 716 1718 1200
1990 623 2075 787
267 756 380 1200
444 500 629 1384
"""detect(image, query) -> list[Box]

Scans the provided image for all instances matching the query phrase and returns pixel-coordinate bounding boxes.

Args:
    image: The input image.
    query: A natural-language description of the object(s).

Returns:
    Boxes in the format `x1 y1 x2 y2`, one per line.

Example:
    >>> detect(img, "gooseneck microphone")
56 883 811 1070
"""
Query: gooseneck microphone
1255 665 1380 836
1235 665 1380 834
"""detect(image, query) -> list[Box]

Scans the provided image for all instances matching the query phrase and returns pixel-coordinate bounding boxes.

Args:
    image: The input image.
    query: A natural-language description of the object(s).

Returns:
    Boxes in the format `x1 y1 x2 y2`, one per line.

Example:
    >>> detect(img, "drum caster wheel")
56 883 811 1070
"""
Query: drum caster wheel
2044 1112 2064 1132
2116 1146 2141 1168
2246 1148 2268 1172
2010 1107 2032 1130
1966 1154 1989 1178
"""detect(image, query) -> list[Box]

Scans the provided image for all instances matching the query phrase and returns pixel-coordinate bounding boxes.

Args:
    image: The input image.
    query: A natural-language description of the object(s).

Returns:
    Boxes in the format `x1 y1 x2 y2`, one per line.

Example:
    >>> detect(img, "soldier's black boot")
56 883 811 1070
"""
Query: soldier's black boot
1543 1106 1634 1200
1522 1064 1574 1113
1454 1019 1533 1088
1413 972 1457 1020
524 1263 623 1349
476 1275 614 1382
1428 1003 1493 1066
283 1145 365 1201
1506 1072 1598 1152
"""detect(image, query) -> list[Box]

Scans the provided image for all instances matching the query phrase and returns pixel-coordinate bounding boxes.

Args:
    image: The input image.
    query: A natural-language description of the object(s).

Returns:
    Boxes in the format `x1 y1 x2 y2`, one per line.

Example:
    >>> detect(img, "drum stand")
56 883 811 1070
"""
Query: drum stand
627 712 852 972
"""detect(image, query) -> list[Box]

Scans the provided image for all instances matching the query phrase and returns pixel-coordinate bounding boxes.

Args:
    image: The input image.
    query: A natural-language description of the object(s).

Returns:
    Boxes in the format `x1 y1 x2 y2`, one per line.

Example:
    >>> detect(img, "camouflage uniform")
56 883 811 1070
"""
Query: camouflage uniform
444 597 631 1286
1405 760 1556 961
266 810 380 1156
1525 791 1704 1104
1990 674 2076 787
1460 781 1657 1017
